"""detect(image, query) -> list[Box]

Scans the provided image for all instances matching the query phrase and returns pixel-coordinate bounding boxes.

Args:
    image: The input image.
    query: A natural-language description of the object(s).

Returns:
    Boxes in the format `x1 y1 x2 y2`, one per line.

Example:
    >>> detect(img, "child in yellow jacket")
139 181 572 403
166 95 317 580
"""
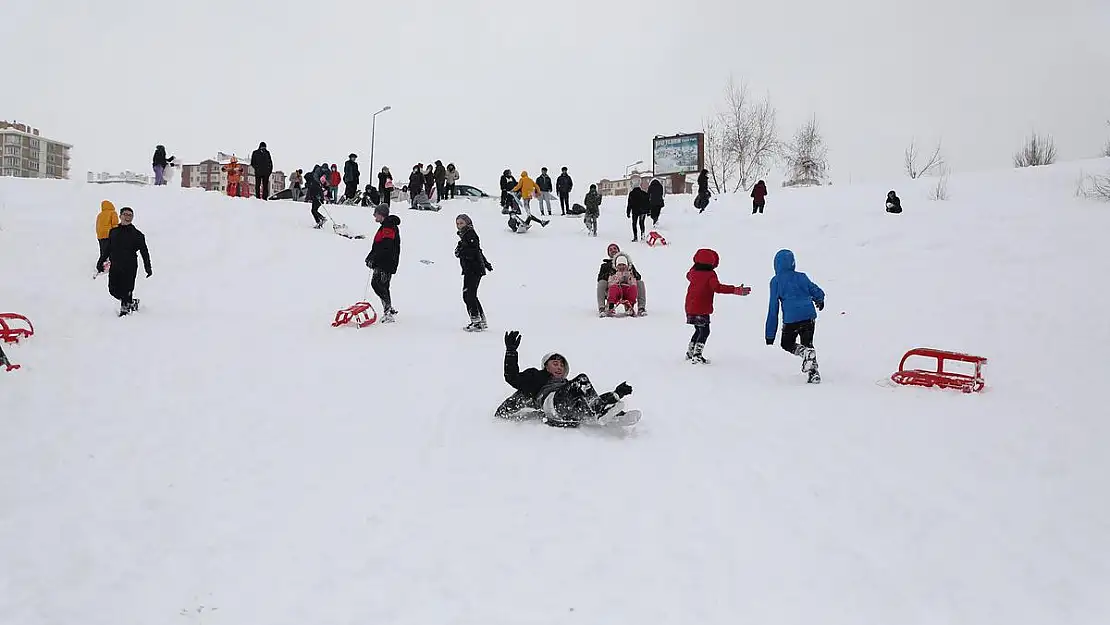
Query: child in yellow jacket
95 200 119 273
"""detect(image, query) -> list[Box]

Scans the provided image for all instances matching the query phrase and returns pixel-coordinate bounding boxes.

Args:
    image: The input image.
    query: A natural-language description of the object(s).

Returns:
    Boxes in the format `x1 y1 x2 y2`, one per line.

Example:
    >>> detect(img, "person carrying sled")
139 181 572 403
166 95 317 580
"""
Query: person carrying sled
584 183 602 237
95 200 119 273
97 207 153 317
364 204 401 323
605 253 639 316
751 179 768 214
455 213 493 331
765 249 825 383
596 243 647 317
494 330 635 428
685 248 751 364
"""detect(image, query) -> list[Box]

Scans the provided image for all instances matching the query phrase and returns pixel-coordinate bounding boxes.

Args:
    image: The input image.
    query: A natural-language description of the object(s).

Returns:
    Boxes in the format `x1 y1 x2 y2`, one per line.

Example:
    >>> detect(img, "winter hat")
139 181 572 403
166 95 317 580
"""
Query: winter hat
456 213 473 227
541 352 569 371
374 204 390 217
349 153 357 159
606 243 620 258
520 170 529 178
259 142 267 148
613 253 631 267
101 200 116 212
692 248 720 268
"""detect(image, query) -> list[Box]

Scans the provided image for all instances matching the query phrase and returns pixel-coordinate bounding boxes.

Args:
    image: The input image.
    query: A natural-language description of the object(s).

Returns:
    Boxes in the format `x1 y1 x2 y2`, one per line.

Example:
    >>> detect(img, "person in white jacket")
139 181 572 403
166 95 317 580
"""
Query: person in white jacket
445 163 460 199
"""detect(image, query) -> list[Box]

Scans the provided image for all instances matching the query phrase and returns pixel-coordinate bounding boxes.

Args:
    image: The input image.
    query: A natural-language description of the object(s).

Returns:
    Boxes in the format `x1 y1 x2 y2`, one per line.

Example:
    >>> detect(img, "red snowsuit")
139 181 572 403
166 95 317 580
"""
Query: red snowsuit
685 248 740 315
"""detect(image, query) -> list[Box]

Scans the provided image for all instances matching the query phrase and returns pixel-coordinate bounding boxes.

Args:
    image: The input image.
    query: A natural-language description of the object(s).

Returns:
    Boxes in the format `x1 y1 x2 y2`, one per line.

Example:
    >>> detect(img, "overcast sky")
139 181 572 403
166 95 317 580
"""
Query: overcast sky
3 0 1107 190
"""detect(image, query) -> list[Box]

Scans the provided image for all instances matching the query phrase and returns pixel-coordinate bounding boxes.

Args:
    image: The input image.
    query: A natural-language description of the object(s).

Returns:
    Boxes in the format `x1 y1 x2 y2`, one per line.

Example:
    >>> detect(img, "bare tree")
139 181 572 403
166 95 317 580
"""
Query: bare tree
928 165 951 201
701 115 735 194
904 138 945 179
782 115 828 186
1079 169 1110 201
1103 121 1110 158
1013 131 1057 167
717 78 779 192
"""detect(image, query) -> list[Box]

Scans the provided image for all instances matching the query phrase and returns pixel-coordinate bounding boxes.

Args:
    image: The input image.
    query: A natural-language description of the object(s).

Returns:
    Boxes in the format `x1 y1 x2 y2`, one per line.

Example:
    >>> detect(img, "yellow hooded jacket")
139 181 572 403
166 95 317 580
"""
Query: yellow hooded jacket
513 171 540 199
96 200 119 239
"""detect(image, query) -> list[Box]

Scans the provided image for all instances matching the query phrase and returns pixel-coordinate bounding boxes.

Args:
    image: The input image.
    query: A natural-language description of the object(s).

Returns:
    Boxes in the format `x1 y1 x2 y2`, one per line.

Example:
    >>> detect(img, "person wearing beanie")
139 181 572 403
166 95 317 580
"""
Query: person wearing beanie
96 206 153 316
95 199 119 273
494 330 635 428
684 248 750 364
595 242 648 316
556 166 574 215
499 169 517 211
454 213 493 331
250 141 273 200
343 153 360 201
364 204 401 323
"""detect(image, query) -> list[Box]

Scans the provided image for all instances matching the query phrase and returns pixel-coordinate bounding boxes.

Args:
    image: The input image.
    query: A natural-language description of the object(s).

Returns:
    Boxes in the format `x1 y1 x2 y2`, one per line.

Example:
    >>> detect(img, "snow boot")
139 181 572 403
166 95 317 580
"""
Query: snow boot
685 341 696 360
795 346 817 373
690 342 710 365
381 310 395 323
464 316 483 332
598 306 607 318
479 315 488 330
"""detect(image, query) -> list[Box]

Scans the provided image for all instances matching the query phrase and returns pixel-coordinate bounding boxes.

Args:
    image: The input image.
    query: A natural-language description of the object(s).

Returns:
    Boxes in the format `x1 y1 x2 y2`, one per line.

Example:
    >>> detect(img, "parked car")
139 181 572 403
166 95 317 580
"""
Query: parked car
454 184 489 199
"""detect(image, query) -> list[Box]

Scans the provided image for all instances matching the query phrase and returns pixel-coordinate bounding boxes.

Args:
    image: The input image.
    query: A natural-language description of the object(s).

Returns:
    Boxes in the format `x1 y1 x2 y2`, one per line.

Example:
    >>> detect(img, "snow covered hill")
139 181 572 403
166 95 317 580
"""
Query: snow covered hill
2 161 1109 624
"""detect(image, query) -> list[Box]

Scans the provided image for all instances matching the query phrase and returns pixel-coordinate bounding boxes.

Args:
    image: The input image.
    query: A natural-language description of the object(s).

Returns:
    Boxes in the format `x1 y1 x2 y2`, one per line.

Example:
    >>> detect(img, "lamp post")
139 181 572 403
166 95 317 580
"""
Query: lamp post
369 105 392 177
625 159 643 176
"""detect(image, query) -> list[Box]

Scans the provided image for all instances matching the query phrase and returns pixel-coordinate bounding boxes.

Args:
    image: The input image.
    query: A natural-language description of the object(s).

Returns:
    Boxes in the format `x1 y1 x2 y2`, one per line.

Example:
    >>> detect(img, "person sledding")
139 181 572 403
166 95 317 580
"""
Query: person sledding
604 253 639 316
494 330 637 428
507 211 548 233
596 243 647 317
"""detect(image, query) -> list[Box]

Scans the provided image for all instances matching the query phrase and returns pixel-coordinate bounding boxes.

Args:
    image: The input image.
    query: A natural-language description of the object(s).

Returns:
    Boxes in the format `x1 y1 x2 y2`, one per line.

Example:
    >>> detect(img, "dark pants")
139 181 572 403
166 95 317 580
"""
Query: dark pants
381 187 391 205
371 269 392 311
446 183 456 198
96 238 110 271
649 205 662 225
436 180 445 200
108 263 137 305
494 373 601 425
753 199 765 214
558 191 570 214
462 273 484 320
688 314 711 345
780 319 816 353
631 213 646 239
256 175 270 200
311 197 324 225
345 182 358 200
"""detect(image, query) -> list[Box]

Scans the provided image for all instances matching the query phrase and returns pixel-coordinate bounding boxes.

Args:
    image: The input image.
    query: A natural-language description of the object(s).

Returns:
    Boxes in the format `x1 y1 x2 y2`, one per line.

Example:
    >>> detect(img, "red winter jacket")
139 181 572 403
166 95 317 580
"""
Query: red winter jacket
685 248 738 315
329 169 341 187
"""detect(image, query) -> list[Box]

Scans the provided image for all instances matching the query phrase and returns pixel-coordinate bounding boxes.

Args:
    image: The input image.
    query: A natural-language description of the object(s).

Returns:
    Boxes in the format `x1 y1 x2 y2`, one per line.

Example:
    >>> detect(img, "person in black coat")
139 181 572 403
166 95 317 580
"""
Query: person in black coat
409 165 425 208
494 330 634 427
434 160 447 201
377 167 393 205
305 171 326 227
499 169 517 210
96 206 152 316
364 204 401 322
647 178 665 226
885 190 903 214
152 145 174 186
343 154 360 200
695 169 711 213
556 167 573 215
250 142 274 200
626 184 651 241
454 213 493 331
535 167 554 216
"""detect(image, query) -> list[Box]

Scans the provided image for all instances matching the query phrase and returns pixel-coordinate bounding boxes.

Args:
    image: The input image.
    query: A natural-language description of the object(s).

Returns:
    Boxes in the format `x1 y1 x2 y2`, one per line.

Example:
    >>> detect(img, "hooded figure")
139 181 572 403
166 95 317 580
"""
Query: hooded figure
684 248 750 363
647 178 665 225
596 243 647 316
95 200 120 272
365 204 401 322
152 145 174 185
765 249 824 382
455 213 493 330
885 190 902 214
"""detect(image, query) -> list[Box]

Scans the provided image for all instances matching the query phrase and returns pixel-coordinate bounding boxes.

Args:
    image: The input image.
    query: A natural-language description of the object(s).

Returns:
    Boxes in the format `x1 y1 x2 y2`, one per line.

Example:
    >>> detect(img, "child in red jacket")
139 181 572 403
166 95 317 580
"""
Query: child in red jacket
685 248 751 364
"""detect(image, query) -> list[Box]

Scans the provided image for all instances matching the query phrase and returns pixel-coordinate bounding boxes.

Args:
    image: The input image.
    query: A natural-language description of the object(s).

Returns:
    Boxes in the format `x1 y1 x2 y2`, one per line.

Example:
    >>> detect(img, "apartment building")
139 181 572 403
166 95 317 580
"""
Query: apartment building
0 120 73 179
180 156 286 197
596 171 694 197
88 171 153 185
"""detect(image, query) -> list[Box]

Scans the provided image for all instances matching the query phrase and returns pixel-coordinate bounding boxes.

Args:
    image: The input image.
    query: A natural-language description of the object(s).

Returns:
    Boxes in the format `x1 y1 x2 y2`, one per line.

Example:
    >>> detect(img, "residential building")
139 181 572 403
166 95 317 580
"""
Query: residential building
0 120 72 179
180 154 286 196
596 170 694 197
87 171 152 185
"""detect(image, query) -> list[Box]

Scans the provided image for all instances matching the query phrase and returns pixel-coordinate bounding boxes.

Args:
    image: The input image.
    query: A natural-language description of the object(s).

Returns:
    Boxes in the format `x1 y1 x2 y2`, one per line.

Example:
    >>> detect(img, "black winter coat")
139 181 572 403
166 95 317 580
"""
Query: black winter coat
648 180 665 207
344 159 360 185
152 147 171 168
500 174 517 192
556 173 573 194
455 225 490 276
536 173 553 192
434 163 447 184
503 349 553 398
627 186 651 217
378 171 392 192
98 223 152 274
250 148 273 177
697 171 709 195
409 170 424 195
365 215 401 274
597 257 641 283
305 172 324 201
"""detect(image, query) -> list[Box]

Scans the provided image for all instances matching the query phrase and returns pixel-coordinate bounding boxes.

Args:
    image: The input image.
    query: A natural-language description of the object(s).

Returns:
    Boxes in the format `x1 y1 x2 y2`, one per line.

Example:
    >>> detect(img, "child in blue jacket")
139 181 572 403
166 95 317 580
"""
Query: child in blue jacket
765 249 825 383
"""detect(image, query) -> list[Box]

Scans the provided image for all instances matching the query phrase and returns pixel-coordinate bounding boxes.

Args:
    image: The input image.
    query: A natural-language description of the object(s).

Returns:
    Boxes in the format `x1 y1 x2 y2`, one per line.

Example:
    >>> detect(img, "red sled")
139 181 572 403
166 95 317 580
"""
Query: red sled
891 347 987 393
332 301 377 328
647 231 667 247
0 313 33 344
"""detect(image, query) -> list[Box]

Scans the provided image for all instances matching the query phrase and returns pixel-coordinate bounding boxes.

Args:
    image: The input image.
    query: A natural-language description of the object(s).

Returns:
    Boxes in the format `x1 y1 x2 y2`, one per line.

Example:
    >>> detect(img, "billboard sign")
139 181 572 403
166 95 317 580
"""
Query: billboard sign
652 133 704 175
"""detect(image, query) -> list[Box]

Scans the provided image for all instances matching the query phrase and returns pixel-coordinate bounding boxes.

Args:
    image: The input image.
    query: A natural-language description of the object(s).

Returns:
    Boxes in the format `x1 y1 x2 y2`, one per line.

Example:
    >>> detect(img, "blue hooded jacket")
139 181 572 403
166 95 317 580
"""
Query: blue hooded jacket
766 249 825 341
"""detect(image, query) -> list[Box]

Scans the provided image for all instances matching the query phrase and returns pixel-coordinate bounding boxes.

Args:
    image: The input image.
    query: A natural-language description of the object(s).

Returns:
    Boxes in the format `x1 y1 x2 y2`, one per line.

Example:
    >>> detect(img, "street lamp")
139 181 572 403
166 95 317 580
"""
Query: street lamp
625 159 643 176
369 105 392 176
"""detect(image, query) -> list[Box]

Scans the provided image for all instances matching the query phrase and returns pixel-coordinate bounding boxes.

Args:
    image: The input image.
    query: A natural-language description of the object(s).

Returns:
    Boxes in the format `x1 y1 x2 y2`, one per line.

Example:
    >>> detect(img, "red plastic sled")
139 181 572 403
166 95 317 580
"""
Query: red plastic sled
891 348 987 393
0 313 33 344
647 231 667 247
332 302 377 328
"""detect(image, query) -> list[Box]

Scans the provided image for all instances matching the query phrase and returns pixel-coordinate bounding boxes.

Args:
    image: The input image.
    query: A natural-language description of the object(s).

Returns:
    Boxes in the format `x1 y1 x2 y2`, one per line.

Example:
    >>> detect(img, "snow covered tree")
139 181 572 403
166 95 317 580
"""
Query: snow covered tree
701 115 735 194
782 115 828 186
904 138 945 179
717 78 779 192
1013 132 1057 167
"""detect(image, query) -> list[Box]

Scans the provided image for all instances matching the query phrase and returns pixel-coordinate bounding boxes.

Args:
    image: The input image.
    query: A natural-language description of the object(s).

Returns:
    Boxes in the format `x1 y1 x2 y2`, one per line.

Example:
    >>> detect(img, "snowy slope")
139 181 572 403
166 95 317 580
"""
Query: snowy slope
2 162 1109 625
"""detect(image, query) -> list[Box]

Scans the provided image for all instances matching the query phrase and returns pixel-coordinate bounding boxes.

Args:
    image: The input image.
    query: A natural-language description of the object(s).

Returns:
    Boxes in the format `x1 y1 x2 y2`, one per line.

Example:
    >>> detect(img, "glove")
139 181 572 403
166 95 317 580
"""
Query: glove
766 338 774 346
735 284 751 296
146 270 153 278
484 261 494 272
615 382 632 397
815 300 824 311
504 330 521 351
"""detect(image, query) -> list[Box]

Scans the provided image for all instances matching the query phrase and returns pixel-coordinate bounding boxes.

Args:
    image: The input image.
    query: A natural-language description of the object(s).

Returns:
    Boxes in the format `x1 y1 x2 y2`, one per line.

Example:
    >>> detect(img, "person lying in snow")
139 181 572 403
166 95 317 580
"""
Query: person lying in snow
507 212 548 233
494 331 634 428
